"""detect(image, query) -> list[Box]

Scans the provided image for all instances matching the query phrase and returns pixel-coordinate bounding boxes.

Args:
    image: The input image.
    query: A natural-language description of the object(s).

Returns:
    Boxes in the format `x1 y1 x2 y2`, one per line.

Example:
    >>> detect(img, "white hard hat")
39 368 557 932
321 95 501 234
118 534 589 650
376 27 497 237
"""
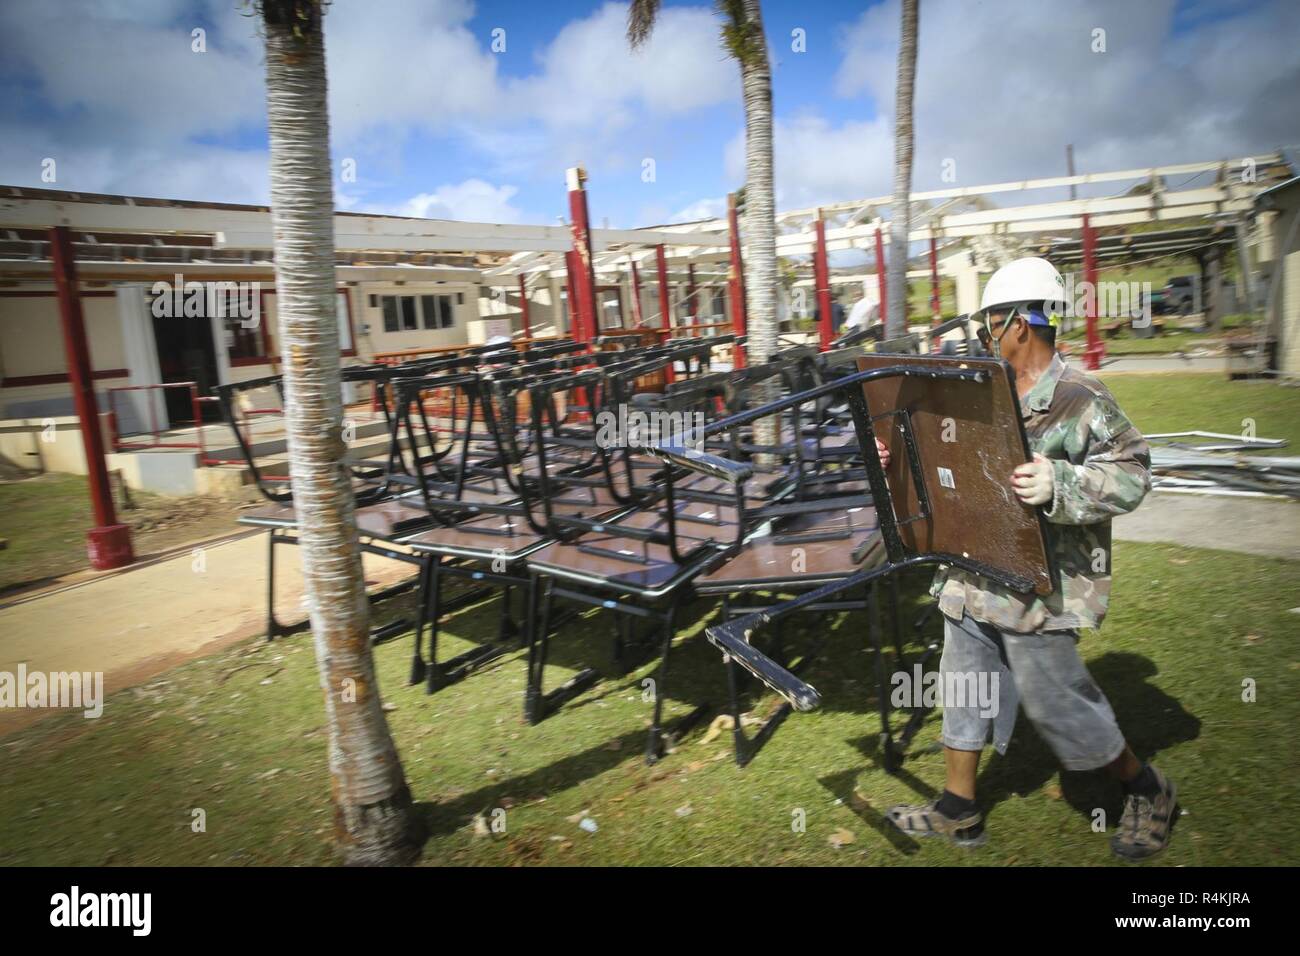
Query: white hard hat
978 257 1066 316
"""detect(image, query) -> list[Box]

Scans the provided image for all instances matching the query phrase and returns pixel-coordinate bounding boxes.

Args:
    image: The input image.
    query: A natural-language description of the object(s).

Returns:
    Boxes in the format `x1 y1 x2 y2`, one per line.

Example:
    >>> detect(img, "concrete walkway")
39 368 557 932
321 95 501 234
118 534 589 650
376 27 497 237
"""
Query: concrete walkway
0 530 414 736
1113 490 1300 560
1096 355 1229 373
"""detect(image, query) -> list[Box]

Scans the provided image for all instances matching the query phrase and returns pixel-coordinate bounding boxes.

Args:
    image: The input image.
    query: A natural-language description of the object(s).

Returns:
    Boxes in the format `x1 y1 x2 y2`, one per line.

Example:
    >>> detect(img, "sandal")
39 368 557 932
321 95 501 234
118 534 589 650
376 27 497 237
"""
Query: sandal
1111 766 1178 861
886 800 987 847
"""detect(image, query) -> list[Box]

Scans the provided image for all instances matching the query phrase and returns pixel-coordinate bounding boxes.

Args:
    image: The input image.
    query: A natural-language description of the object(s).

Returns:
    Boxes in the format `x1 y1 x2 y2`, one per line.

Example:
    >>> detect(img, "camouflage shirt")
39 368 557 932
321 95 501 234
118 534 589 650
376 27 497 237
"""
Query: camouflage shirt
930 352 1151 633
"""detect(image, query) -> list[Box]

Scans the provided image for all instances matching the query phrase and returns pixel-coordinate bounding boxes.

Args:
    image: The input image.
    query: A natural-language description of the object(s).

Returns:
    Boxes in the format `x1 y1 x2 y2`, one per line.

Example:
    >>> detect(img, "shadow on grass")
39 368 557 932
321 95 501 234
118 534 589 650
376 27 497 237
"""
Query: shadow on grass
386 565 943 761
975 650 1201 824
818 765 926 856
411 726 651 839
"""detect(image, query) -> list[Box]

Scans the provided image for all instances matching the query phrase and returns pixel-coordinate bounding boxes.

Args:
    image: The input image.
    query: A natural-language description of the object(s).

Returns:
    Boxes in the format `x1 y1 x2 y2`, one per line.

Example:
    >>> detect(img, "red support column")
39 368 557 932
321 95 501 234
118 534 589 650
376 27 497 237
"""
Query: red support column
728 192 747 367
49 225 133 570
1082 215 1105 370
629 257 645 326
654 244 672 332
517 274 531 341
928 236 942 323
566 167 599 347
564 250 581 340
655 243 675 382
813 212 833 351
685 263 697 328
874 226 888 326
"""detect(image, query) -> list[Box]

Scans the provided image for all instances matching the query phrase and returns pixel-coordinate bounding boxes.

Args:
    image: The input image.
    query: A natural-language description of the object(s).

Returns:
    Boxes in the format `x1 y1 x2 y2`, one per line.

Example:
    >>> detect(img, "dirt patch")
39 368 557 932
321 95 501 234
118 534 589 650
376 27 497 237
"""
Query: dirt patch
0 473 249 594
121 493 247 555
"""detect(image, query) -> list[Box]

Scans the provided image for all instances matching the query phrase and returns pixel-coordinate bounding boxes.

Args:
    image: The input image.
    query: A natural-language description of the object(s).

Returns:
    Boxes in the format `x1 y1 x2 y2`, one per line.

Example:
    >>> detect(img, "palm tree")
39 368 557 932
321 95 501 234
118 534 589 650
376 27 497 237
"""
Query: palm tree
885 0 920 339
260 0 420 865
630 0 778 445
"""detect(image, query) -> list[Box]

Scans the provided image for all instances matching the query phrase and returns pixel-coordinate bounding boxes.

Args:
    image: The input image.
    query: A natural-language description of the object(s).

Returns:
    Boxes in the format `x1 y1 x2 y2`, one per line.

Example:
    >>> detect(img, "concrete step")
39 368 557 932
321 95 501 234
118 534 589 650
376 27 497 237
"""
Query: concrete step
199 416 392 461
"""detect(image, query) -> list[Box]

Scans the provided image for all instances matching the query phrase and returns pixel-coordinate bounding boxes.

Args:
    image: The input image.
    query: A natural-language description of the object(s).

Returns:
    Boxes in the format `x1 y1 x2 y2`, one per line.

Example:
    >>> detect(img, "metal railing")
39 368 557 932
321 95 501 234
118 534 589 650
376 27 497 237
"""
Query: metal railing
194 396 286 475
106 382 290 479
106 382 203 452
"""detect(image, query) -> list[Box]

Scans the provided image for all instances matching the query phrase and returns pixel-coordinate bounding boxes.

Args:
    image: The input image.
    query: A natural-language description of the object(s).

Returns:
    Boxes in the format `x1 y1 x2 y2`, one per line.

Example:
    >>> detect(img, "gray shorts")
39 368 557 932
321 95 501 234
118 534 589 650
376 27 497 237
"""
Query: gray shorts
939 612 1126 771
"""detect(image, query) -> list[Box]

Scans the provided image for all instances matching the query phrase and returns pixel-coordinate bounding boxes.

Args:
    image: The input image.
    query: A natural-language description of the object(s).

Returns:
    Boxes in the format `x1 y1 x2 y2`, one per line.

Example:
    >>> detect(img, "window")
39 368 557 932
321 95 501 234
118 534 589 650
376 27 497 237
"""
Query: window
228 289 350 363
202 288 265 362
419 294 455 329
225 312 266 362
380 293 455 332
149 285 267 364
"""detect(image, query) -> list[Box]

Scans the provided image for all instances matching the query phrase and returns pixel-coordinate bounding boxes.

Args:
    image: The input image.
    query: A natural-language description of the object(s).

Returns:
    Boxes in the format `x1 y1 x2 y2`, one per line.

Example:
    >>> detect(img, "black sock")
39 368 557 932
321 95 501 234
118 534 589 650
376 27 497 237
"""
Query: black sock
935 789 978 818
1122 763 1160 798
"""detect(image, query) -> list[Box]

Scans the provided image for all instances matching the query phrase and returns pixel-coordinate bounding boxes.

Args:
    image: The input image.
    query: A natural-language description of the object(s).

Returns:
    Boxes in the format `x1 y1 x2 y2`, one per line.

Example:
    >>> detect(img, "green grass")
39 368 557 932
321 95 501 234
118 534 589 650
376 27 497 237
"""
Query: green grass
907 277 957 317
906 256 1239 335
2 373 1297 866
1059 314 1259 356
1082 332 1216 356
0 474 239 592
0 474 100 591
1 539 1296 866
1102 373 1300 450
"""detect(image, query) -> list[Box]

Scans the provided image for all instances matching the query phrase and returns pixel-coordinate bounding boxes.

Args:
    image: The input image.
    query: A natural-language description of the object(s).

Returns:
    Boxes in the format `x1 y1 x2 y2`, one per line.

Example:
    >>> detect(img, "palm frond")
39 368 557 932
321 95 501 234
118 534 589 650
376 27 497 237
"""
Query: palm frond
717 0 764 67
627 0 662 48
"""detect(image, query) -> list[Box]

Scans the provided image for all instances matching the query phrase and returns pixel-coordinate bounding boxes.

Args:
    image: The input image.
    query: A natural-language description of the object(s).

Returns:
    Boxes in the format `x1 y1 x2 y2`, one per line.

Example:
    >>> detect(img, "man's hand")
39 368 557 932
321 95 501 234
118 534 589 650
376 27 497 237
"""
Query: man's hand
1011 453 1054 506
875 437 891 468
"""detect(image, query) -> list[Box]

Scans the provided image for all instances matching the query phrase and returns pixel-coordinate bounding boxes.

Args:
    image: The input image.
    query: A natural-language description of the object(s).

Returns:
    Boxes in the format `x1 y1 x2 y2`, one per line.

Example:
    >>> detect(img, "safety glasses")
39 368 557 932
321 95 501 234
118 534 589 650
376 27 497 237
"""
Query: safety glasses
976 314 1012 352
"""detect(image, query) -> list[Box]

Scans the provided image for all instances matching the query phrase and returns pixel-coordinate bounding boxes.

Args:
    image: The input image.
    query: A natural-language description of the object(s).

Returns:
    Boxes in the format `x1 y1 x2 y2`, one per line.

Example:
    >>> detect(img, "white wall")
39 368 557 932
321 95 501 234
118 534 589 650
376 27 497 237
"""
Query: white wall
354 281 479 358
0 289 129 419
477 282 570 341
1280 220 1300 376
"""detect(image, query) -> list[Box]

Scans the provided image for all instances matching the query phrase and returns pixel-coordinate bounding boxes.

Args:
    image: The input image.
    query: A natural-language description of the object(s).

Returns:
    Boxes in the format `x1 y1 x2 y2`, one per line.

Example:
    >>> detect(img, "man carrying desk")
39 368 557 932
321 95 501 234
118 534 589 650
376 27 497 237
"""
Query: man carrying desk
884 257 1178 861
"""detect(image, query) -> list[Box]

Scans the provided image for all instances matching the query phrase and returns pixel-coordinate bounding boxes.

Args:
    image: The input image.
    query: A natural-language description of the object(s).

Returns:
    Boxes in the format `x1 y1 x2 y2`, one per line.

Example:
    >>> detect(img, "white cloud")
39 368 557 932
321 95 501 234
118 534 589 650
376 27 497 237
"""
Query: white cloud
321 0 502 143
380 179 523 223
321 1 736 178
725 115 894 210
830 0 1300 193
519 2 736 128
0 0 264 140
670 197 728 223
0 113 270 203
2 0 1295 230
688 0 1300 226
0 0 738 215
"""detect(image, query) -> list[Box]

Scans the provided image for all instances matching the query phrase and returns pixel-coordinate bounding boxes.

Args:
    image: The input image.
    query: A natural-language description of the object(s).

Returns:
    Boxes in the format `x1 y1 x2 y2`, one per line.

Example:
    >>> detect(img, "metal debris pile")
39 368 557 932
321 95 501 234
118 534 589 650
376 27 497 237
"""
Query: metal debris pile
1147 431 1300 499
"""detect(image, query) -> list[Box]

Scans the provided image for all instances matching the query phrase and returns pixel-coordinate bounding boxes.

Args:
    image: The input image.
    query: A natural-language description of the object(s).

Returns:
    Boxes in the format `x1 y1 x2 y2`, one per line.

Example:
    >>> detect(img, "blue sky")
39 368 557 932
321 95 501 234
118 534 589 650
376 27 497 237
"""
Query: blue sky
1 0 1297 229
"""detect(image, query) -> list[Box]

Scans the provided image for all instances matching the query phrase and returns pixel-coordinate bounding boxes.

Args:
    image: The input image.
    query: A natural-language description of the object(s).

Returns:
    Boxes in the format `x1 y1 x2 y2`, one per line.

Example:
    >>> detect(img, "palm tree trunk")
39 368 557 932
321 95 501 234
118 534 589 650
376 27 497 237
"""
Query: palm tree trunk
739 0 777 367
736 0 780 459
886 0 919 339
262 0 420 866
